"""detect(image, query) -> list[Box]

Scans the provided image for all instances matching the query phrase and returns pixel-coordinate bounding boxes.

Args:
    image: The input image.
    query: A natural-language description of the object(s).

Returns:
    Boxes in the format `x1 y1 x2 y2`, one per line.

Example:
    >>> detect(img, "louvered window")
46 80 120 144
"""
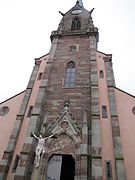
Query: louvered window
71 17 81 30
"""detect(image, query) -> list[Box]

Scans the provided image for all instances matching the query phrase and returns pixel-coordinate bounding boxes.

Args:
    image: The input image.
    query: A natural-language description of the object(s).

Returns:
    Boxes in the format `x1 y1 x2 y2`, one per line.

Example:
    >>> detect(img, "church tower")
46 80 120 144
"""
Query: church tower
2 0 135 179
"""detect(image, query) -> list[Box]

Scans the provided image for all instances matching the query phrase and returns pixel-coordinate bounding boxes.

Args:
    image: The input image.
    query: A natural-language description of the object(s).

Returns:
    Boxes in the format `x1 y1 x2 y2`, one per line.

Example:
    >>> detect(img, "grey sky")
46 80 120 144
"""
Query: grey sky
0 0 135 102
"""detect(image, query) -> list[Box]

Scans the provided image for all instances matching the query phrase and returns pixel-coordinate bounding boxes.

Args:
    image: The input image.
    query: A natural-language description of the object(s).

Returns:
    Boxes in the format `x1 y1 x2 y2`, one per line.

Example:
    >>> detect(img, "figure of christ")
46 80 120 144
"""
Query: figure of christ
32 132 57 168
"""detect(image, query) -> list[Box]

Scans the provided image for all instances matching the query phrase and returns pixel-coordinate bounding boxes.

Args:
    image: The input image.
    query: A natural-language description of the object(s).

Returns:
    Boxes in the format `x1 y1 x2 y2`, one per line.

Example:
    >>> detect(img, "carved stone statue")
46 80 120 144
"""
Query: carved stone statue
32 132 56 168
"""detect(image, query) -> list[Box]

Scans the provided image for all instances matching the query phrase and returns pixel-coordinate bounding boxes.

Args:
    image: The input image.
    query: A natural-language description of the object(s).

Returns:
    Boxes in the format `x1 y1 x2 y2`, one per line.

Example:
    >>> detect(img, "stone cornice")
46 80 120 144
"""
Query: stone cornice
50 28 98 42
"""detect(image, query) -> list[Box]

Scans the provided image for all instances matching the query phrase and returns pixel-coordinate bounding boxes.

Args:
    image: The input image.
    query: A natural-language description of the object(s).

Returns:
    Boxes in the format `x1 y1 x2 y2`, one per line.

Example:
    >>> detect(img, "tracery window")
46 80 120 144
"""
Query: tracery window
71 17 81 30
65 61 76 88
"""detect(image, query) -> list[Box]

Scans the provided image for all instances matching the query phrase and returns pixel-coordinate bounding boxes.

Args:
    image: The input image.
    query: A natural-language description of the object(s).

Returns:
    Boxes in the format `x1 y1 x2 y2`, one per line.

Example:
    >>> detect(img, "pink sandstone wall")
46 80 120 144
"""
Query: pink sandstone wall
96 52 116 180
0 92 25 160
6 54 48 180
115 88 135 180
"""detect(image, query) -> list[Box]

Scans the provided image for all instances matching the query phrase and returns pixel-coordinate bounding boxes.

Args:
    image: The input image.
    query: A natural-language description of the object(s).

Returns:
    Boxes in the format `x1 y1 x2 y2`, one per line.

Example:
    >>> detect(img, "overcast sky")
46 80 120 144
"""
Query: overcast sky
0 0 135 102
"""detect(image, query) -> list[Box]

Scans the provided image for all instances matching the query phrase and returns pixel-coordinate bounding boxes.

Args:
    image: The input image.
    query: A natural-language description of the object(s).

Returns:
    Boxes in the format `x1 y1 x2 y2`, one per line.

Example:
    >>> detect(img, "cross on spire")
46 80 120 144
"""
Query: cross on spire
76 0 84 7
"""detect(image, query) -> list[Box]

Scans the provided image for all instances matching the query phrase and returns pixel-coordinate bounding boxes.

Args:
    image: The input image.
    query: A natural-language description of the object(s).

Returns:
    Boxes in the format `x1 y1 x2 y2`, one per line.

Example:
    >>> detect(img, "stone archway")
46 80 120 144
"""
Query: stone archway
46 134 76 180
47 134 76 159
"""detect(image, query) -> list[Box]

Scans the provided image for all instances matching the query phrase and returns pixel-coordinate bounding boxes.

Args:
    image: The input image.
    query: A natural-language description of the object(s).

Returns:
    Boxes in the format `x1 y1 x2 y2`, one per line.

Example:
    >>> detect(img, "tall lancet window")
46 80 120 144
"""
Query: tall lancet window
65 61 76 88
71 17 81 30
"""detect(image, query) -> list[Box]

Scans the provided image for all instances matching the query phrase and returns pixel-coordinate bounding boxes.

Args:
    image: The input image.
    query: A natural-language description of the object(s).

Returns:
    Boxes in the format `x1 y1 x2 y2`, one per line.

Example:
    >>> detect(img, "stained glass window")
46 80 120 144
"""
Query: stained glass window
65 61 76 88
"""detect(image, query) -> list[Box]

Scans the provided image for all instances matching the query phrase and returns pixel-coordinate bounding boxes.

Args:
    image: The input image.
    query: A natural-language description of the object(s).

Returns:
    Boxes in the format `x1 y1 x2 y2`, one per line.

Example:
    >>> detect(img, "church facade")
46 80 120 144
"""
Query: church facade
0 1 135 179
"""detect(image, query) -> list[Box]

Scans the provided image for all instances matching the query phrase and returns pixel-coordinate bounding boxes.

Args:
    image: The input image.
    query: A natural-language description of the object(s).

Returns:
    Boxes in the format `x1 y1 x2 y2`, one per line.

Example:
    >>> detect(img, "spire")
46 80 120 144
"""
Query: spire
76 0 84 7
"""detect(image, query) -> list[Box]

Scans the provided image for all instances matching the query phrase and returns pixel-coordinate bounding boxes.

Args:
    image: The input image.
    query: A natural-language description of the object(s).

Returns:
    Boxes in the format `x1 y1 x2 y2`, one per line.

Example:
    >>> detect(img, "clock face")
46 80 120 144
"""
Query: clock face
72 9 82 15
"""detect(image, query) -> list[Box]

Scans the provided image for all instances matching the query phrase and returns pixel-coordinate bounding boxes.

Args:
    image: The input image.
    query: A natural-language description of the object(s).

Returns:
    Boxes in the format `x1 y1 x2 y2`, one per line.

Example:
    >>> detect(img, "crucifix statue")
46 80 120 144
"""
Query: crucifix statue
31 132 57 168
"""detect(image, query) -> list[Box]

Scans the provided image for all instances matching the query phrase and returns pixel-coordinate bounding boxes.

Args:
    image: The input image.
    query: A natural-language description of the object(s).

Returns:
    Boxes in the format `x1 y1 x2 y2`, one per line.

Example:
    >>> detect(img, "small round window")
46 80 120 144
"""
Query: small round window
70 45 77 52
0 106 9 116
132 106 135 115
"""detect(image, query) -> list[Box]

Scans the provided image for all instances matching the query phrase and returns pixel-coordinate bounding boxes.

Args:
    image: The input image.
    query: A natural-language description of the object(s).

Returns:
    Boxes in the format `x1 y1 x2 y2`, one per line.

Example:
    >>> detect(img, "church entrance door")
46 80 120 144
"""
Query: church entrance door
60 154 75 180
46 154 75 180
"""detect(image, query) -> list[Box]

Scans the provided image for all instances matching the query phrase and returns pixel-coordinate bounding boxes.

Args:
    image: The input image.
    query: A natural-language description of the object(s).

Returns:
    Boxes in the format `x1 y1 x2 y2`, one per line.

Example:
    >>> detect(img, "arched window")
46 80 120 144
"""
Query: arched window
65 61 76 88
71 17 81 30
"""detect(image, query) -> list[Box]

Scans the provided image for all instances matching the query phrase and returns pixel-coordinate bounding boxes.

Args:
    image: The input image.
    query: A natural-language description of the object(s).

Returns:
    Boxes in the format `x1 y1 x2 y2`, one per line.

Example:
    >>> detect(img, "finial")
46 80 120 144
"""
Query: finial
76 0 84 7
83 110 87 125
89 8 95 17
59 11 65 16
41 111 49 134
64 99 70 110
44 111 49 124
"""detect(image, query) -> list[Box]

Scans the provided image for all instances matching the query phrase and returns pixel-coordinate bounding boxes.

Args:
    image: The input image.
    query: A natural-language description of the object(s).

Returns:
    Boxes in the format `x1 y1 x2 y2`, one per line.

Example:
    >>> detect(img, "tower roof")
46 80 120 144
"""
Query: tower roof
76 0 84 8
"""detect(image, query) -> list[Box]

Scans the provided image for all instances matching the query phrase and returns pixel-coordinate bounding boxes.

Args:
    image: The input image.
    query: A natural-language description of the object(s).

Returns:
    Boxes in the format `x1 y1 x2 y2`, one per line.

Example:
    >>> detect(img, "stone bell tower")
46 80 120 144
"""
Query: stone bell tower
0 0 128 180
14 1 98 179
